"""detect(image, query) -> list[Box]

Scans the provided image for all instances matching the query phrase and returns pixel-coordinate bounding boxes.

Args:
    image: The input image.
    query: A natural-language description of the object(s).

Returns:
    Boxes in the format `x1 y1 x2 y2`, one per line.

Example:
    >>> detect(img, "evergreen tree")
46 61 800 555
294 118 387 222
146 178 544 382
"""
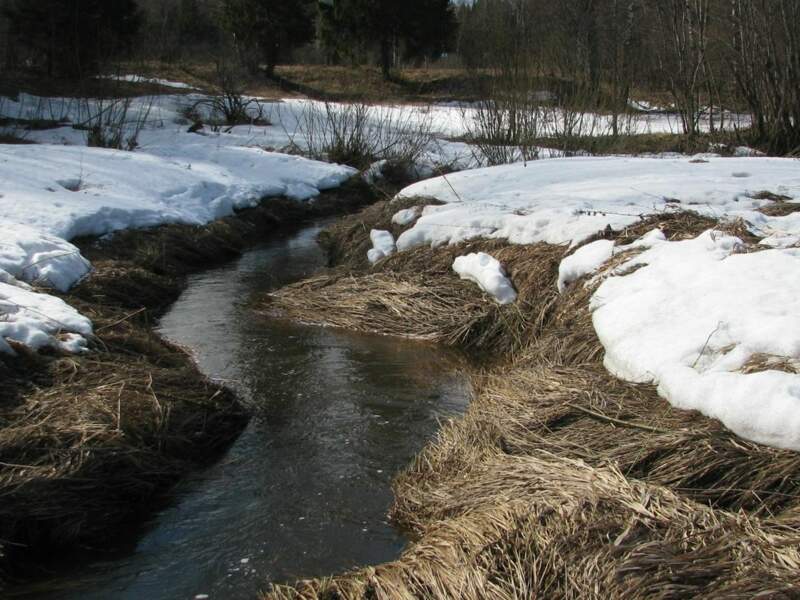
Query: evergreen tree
402 0 458 66
219 0 316 76
320 0 457 77
5 0 141 77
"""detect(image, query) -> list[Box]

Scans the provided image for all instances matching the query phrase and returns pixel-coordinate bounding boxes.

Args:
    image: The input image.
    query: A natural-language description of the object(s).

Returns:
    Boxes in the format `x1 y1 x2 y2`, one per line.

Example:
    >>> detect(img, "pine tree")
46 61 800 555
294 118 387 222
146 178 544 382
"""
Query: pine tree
320 0 457 78
219 0 316 77
5 0 142 77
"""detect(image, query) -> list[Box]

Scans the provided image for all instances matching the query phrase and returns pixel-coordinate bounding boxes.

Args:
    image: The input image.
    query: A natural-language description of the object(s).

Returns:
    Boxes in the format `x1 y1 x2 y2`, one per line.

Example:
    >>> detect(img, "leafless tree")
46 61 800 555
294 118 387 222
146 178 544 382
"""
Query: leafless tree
653 0 710 136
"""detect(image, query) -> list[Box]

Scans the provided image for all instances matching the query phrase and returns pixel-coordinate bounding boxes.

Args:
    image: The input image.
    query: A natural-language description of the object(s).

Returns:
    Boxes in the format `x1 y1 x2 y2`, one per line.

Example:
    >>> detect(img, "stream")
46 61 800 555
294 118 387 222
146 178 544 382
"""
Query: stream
16 220 470 600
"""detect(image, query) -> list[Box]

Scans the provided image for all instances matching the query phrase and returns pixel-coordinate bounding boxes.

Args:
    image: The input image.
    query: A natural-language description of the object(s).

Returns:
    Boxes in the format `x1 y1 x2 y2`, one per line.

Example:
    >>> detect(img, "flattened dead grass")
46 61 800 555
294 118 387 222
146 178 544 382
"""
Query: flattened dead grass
759 202 800 217
267 453 800 599
0 182 376 580
268 239 564 357
319 196 443 271
263 203 800 598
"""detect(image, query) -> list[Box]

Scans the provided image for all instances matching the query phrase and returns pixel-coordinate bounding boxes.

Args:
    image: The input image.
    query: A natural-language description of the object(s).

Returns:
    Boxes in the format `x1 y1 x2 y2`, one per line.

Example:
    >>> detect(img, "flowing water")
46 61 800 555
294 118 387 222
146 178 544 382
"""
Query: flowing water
16 221 470 600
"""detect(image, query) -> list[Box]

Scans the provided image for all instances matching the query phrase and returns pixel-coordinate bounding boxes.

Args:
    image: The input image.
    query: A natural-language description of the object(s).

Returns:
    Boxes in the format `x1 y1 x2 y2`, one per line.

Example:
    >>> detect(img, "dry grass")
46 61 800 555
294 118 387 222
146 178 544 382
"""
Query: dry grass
103 63 484 104
0 289 247 576
742 353 800 375
263 204 800 598
268 239 564 357
759 202 800 217
269 207 746 360
270 197 567 357
318 196 442 270
266 453 800 599
0 182 378 581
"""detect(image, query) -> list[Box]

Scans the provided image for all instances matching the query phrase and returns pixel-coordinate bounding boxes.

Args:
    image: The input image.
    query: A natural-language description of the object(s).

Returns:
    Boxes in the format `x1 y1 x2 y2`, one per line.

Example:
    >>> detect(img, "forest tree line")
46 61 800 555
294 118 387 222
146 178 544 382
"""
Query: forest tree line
2 0 457 77
2 0 799 152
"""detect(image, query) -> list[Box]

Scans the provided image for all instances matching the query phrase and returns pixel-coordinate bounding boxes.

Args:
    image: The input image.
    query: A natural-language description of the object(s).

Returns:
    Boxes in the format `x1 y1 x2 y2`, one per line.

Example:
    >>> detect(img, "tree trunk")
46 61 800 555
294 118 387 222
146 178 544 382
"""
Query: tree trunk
380 37 392 79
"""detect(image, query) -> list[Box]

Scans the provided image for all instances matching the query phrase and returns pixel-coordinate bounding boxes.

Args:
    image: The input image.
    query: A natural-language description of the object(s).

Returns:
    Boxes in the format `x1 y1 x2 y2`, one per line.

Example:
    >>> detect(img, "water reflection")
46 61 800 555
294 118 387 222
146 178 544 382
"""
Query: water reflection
16 222 469 600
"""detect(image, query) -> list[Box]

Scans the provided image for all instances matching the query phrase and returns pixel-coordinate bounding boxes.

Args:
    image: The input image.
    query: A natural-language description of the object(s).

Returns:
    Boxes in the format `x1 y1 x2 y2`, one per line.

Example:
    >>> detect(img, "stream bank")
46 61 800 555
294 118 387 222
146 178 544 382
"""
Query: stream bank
9 220 470 599
263 201 800 599
0 179 378 583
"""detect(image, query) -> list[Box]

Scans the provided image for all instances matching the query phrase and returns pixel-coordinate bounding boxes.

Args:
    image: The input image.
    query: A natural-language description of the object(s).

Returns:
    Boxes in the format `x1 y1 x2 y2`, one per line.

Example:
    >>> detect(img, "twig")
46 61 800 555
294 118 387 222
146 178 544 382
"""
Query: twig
95 307 147 332
691 321 723 369
565 402 681 435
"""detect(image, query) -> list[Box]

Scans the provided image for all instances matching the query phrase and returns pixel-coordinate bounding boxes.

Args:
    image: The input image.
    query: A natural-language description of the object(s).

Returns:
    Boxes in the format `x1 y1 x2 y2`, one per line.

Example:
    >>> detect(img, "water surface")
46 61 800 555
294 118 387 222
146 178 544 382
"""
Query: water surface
18 222 469 600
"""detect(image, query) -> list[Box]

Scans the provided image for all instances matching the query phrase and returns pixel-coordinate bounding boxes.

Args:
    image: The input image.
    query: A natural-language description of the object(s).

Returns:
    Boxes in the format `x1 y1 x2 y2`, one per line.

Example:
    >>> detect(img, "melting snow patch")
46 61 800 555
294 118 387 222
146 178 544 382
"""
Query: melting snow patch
760 233 800 249
391 207 421 227
557 239 615 293
368 230 396 264
97 74 198 90
363 160 388 185
453 252 517 305
0 222 91 292
0 282 92 355
591 230 800 450
396 157 800 250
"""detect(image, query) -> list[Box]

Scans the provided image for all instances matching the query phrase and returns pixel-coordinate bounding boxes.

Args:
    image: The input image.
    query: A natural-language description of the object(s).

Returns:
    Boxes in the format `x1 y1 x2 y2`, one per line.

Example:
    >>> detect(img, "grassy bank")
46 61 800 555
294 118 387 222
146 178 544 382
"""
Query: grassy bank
262 201 800 598
0 179 378 583
2 64 481 104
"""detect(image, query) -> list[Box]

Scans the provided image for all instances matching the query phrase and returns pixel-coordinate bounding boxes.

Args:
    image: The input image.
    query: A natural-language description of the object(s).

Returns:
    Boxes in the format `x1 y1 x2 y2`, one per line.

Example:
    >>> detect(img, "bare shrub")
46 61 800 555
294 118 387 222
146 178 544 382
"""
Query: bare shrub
286 101 434 169
190 60 269 128
727 0 800 153
75 96 155 151
464 89 544 166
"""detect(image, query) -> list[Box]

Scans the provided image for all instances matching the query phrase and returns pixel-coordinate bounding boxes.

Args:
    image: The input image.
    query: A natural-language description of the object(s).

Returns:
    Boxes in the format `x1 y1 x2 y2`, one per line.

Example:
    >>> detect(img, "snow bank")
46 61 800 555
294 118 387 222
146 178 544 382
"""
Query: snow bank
368 230 396 264
397 157 800 250
0 144 355 244
557 239 615 293
0 281 92 355
591 230 800 450
0 222 91 291
0 99 357 355
396 157 800 451
452 253 517 305
760 233 800 249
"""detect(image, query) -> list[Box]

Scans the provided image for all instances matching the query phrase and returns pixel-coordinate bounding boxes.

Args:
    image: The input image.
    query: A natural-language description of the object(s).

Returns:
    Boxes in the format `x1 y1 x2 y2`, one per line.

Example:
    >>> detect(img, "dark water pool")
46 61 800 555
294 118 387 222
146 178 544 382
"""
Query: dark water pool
15 222 469 600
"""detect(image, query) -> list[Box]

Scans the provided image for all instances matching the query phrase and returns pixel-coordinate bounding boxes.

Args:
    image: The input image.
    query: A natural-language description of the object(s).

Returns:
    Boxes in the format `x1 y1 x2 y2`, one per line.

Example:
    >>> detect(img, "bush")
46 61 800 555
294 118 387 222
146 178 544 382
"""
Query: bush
189 61 270 128
75 96 154 151
288 101 433 169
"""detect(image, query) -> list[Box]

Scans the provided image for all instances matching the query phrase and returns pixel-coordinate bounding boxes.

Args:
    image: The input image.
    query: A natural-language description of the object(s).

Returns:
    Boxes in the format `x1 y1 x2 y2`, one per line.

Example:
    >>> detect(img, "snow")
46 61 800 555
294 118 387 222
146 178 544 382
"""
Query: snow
0 144 355 244
96 74 199 90
557 239 615 293
396 157 800 250
0 281 93 355
363 160 389 184
760 233 800 249
391 207 421 227
399 157 800 451
591 230 800 451
0 142 353 353
628 99 669 113
0 222 91 292
0 91 749 174
0 91 359 355
734 146 765 157
368 230 396 264
452 252 517 305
